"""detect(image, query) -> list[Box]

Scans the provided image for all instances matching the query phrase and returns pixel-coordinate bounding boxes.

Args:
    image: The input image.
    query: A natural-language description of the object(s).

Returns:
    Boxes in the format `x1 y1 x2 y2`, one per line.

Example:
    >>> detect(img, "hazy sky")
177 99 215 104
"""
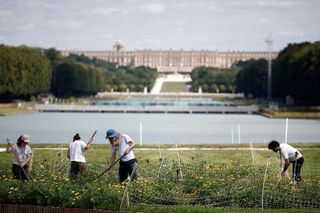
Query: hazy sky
0 0 319 51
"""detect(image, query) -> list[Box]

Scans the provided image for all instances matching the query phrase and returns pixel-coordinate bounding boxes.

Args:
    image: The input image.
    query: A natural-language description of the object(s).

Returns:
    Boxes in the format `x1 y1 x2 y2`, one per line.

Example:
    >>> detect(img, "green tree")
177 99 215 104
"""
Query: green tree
191 66 237 93
235 59 267 98
52 61 105 97
273 41 320 104
0 45 52 101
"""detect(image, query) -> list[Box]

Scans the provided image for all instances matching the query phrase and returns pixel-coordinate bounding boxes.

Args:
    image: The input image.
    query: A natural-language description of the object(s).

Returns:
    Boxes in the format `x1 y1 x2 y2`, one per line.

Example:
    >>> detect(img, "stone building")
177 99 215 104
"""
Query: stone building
61 39 278 72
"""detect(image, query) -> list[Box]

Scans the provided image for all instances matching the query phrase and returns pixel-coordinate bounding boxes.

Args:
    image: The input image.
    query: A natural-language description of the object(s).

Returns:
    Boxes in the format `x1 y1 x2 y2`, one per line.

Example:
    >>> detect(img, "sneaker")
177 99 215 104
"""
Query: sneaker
289 180 297 185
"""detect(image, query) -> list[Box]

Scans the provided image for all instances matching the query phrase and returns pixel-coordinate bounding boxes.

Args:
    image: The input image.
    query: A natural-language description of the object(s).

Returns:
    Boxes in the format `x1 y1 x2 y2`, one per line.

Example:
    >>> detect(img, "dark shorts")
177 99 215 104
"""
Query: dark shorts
12 164 29 180
70 161 88 179
291 157 304 181
119 159 137 182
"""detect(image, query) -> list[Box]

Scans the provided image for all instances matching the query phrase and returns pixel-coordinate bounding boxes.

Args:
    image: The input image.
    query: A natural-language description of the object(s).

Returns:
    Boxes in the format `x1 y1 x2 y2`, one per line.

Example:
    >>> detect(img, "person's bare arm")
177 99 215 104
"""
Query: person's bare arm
6 138 13 152
124 140 135 155
21 154 32 167
281 158 290 176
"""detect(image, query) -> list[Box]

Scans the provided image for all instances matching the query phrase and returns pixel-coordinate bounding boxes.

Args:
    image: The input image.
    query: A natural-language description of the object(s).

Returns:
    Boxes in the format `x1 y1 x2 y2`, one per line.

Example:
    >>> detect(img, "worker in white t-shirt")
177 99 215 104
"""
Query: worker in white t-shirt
268 140 304 185
67 133 92 179
106 129 137 183
7 135 32 181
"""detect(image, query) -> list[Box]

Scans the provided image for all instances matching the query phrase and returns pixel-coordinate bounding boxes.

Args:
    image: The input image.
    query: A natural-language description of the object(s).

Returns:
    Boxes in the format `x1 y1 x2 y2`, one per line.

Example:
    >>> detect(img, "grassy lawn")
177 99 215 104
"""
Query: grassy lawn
0 103 33 116
0 143 319 212
260 106 320 119
161 82 189 93
129 206 320 213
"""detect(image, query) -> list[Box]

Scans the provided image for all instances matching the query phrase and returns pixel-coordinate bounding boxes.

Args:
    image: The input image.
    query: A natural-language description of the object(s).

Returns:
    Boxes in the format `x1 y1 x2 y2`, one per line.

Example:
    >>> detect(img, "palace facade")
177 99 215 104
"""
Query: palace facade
61 40 278 72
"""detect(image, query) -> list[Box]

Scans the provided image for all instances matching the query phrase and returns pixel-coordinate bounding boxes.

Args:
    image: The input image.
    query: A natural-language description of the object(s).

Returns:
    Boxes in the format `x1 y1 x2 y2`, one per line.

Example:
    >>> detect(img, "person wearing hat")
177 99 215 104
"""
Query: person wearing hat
7 135 32 180
106 129 137 183
67 133 93 179
268 140 304 185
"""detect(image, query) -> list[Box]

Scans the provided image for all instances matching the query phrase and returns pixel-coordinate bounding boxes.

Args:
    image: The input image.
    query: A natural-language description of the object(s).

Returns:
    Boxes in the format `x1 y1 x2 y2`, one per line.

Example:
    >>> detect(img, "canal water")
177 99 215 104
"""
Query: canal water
0 112 319 144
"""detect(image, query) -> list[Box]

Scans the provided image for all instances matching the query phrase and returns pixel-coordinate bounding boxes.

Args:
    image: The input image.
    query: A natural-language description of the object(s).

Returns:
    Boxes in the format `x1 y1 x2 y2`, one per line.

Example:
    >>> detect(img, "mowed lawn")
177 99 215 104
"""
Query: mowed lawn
161 82 189 92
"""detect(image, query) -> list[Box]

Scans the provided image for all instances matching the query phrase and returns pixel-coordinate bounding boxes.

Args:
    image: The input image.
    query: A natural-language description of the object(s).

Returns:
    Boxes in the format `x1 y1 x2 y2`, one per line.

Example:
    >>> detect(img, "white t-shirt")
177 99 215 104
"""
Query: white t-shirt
12 144 32 165
111 134 135 162
280 143 303 162
69 140 87 162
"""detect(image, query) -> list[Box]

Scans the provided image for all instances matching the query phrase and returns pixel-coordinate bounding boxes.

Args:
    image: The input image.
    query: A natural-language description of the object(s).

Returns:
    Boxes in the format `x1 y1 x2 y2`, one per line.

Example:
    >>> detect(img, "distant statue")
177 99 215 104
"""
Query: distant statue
198 86 202 94
143 86 148 94
113 39 125 52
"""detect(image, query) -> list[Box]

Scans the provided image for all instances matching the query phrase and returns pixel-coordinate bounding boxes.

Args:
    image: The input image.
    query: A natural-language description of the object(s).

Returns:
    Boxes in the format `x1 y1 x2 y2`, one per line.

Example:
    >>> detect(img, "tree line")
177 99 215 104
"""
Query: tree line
191 67 237 93
0 45 157 101
67 53 157 93
1 41 319 104
236 41 320 104
0 45 51 101
191 41 320 104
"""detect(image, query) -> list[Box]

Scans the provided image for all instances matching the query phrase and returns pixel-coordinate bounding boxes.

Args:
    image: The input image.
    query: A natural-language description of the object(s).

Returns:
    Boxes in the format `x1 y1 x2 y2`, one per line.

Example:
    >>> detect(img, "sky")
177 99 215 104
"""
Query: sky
0 0 319 52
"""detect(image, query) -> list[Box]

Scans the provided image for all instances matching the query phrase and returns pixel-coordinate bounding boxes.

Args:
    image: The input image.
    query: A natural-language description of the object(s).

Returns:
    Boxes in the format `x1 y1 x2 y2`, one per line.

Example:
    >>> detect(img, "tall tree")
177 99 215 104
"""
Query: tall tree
235 59 267 98
273 42 320 104
0 45 51 101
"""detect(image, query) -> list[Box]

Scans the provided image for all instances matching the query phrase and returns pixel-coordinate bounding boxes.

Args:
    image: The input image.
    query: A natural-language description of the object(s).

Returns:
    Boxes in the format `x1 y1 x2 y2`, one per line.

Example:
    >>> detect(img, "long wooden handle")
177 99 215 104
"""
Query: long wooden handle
93 154 126 181
87 130 97 145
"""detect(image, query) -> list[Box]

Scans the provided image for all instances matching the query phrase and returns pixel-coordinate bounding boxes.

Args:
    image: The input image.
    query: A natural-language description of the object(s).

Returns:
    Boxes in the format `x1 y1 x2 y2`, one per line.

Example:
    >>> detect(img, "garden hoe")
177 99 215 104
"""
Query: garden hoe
93 153 126 182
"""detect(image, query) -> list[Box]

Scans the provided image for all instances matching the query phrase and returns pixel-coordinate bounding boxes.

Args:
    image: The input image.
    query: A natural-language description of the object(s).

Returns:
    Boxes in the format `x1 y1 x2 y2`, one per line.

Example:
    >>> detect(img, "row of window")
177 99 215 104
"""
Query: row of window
62 50 276 69
65 50 275 59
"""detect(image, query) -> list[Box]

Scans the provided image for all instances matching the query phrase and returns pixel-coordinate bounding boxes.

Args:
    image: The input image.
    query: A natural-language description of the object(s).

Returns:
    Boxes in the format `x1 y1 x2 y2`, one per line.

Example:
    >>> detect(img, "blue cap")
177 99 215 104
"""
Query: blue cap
106 129 119 139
